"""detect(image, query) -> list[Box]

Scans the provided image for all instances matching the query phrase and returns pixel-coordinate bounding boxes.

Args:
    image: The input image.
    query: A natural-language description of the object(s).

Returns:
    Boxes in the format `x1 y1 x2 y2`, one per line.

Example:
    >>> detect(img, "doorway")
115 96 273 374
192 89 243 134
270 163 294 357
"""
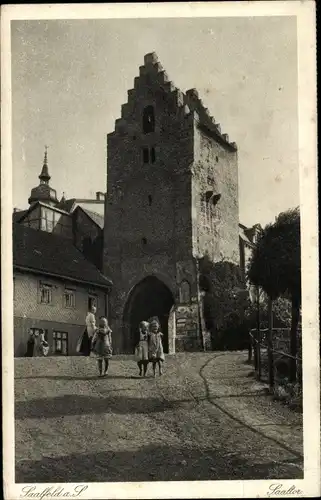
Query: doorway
123 276 174 353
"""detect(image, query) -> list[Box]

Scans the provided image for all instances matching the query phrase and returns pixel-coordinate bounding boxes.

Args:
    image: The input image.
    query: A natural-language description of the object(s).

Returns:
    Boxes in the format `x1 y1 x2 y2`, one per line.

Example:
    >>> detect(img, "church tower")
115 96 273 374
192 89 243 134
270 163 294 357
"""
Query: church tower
28 147 59 207
104 52 239 354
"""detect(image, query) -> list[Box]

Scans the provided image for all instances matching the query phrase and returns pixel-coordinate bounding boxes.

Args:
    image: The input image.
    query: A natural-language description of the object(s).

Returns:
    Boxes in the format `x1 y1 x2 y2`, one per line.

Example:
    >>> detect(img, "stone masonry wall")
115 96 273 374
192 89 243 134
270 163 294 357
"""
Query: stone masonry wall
192 123 239 264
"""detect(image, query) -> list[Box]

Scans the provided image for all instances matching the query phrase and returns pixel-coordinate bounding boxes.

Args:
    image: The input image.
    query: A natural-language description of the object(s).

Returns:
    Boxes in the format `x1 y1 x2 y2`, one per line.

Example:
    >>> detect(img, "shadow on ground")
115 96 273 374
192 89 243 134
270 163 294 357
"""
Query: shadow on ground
15 395 177 419
15 375 133 380
15 390 273 420
15 444 303 483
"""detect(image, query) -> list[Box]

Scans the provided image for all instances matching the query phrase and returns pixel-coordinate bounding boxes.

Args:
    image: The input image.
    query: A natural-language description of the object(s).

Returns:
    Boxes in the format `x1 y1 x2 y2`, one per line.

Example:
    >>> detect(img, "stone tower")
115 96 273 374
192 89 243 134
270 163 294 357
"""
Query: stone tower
104 52 239 354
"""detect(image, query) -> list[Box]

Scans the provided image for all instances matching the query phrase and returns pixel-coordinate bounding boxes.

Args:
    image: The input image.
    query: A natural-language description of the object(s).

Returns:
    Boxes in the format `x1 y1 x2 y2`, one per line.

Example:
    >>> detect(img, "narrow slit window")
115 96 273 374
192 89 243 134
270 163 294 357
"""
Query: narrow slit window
151 147 156 163
143 148 149 164
142 237 147 245
143 105 155 134
148 195 152 206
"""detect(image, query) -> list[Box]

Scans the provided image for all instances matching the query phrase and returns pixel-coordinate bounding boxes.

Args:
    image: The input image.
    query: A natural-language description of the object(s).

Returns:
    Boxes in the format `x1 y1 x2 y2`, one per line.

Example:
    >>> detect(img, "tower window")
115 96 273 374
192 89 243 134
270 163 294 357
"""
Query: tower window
143 148 149 164
143 105 155 134
142 237 147 245
148 195 152 206
151 147 156 163
216 155 219 163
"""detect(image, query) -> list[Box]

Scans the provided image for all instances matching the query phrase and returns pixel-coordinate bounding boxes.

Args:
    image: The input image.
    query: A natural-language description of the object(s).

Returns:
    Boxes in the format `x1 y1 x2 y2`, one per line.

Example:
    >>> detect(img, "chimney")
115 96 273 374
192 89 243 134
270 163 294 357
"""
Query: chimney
96 191 105 201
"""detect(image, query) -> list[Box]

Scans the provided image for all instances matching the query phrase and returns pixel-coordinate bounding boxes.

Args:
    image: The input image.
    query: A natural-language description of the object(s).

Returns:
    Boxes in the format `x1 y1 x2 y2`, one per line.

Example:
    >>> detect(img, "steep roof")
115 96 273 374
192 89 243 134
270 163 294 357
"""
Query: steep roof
13 223 112 289
15 201 71 224
80 207 104 229
13 210 28 223
57 198 76 213
239 222 262 247
239 225 253 246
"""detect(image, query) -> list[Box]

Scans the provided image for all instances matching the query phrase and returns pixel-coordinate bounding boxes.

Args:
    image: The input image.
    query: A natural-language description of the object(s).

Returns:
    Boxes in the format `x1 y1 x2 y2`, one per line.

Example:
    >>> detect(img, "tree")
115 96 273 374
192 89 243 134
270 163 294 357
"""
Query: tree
247 207 301 381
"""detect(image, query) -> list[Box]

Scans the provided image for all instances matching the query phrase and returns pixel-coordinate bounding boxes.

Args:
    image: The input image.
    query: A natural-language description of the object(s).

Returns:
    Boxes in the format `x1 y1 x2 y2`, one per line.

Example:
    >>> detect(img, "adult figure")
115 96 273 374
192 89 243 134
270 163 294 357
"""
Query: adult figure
79 304 97 356
25 329 35 357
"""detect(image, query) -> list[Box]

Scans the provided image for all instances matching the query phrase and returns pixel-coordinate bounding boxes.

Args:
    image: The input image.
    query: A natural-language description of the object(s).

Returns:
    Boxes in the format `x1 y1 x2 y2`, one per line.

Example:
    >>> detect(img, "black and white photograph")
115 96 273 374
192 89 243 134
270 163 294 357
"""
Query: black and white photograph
1 2 319 499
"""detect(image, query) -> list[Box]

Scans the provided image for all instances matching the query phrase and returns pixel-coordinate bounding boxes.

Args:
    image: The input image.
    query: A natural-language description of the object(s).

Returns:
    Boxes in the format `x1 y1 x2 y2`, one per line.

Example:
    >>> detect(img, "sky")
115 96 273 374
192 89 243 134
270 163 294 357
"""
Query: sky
11 16 298 227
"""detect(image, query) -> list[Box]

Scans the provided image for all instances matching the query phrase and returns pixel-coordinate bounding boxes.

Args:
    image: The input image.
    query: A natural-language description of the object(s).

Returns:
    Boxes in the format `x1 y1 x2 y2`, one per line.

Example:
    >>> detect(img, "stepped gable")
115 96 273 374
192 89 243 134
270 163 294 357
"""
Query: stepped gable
114 52 236 151
13 222 112 289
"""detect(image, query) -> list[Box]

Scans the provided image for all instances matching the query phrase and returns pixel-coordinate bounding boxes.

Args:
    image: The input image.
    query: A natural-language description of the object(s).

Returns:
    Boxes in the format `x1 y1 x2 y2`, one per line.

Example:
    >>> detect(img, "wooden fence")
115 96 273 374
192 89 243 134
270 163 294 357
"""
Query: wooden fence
249 327 302 388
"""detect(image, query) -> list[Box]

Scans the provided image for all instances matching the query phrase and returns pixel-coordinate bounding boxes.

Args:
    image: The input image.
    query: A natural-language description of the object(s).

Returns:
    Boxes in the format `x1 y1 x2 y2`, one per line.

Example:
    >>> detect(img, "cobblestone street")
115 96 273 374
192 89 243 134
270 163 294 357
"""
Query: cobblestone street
15 351 303 482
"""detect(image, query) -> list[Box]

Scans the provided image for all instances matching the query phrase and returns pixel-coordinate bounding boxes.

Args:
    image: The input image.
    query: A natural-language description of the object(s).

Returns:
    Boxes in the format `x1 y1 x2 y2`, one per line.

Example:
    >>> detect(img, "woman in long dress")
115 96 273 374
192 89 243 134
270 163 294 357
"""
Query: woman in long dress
135 321 149 377
148 316 165 377
91 316 113 376
79 305 97 356
25 329 35 357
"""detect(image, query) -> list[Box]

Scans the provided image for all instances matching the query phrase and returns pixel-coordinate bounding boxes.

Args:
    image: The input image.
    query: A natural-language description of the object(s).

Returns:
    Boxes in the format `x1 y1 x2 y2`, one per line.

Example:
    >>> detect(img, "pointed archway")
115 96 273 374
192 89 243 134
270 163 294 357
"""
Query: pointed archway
123 276 175 354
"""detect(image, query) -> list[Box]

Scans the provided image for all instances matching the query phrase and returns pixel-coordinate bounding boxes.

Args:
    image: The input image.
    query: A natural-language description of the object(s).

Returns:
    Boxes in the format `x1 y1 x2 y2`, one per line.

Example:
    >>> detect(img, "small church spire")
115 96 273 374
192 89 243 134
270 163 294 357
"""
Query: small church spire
39 145 50 184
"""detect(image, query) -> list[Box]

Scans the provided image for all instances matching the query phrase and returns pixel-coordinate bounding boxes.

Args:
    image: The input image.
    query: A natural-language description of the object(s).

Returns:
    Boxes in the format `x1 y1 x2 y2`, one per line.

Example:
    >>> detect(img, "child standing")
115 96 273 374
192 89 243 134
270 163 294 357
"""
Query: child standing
91 317 112 377
148 317 165 377
135 321 150 377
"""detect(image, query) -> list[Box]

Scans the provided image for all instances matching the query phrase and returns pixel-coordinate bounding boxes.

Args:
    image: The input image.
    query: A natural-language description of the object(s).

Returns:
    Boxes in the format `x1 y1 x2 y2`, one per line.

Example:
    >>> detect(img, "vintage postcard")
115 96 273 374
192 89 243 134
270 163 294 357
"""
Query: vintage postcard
1 1 319 499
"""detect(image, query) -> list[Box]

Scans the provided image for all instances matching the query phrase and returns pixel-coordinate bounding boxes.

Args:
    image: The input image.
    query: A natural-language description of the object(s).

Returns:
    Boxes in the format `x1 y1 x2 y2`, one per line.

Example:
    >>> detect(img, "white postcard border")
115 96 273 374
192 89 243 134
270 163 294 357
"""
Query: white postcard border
1 2 319 499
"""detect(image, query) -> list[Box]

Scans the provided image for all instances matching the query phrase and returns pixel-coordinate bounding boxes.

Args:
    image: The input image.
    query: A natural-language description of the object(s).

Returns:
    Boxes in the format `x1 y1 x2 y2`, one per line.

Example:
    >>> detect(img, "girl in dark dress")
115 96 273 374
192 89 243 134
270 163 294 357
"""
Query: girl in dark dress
79 305 97 356
25 330 35 357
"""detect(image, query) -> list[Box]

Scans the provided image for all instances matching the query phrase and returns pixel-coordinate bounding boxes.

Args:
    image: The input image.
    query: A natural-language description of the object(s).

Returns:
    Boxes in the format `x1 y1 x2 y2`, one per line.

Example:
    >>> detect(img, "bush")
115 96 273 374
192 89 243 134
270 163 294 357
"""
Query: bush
199 255 249 350
245 294 292 331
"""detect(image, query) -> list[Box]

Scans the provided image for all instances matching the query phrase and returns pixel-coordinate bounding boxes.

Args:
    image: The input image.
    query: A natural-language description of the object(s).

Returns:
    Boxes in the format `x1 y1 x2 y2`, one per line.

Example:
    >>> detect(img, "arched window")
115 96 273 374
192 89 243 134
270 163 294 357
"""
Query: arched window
143 105 155 134
179 280 191 303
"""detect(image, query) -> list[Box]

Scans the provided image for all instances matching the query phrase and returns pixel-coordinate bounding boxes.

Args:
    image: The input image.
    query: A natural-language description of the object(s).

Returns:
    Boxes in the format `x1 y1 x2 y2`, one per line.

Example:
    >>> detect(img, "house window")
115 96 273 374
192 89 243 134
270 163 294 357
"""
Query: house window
40 283 52 304
30 328 48 341
53 331 68 355
143 148 149 164
88 294 97 311
150 147 156 163
64 289 76 308
143 105 155 134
